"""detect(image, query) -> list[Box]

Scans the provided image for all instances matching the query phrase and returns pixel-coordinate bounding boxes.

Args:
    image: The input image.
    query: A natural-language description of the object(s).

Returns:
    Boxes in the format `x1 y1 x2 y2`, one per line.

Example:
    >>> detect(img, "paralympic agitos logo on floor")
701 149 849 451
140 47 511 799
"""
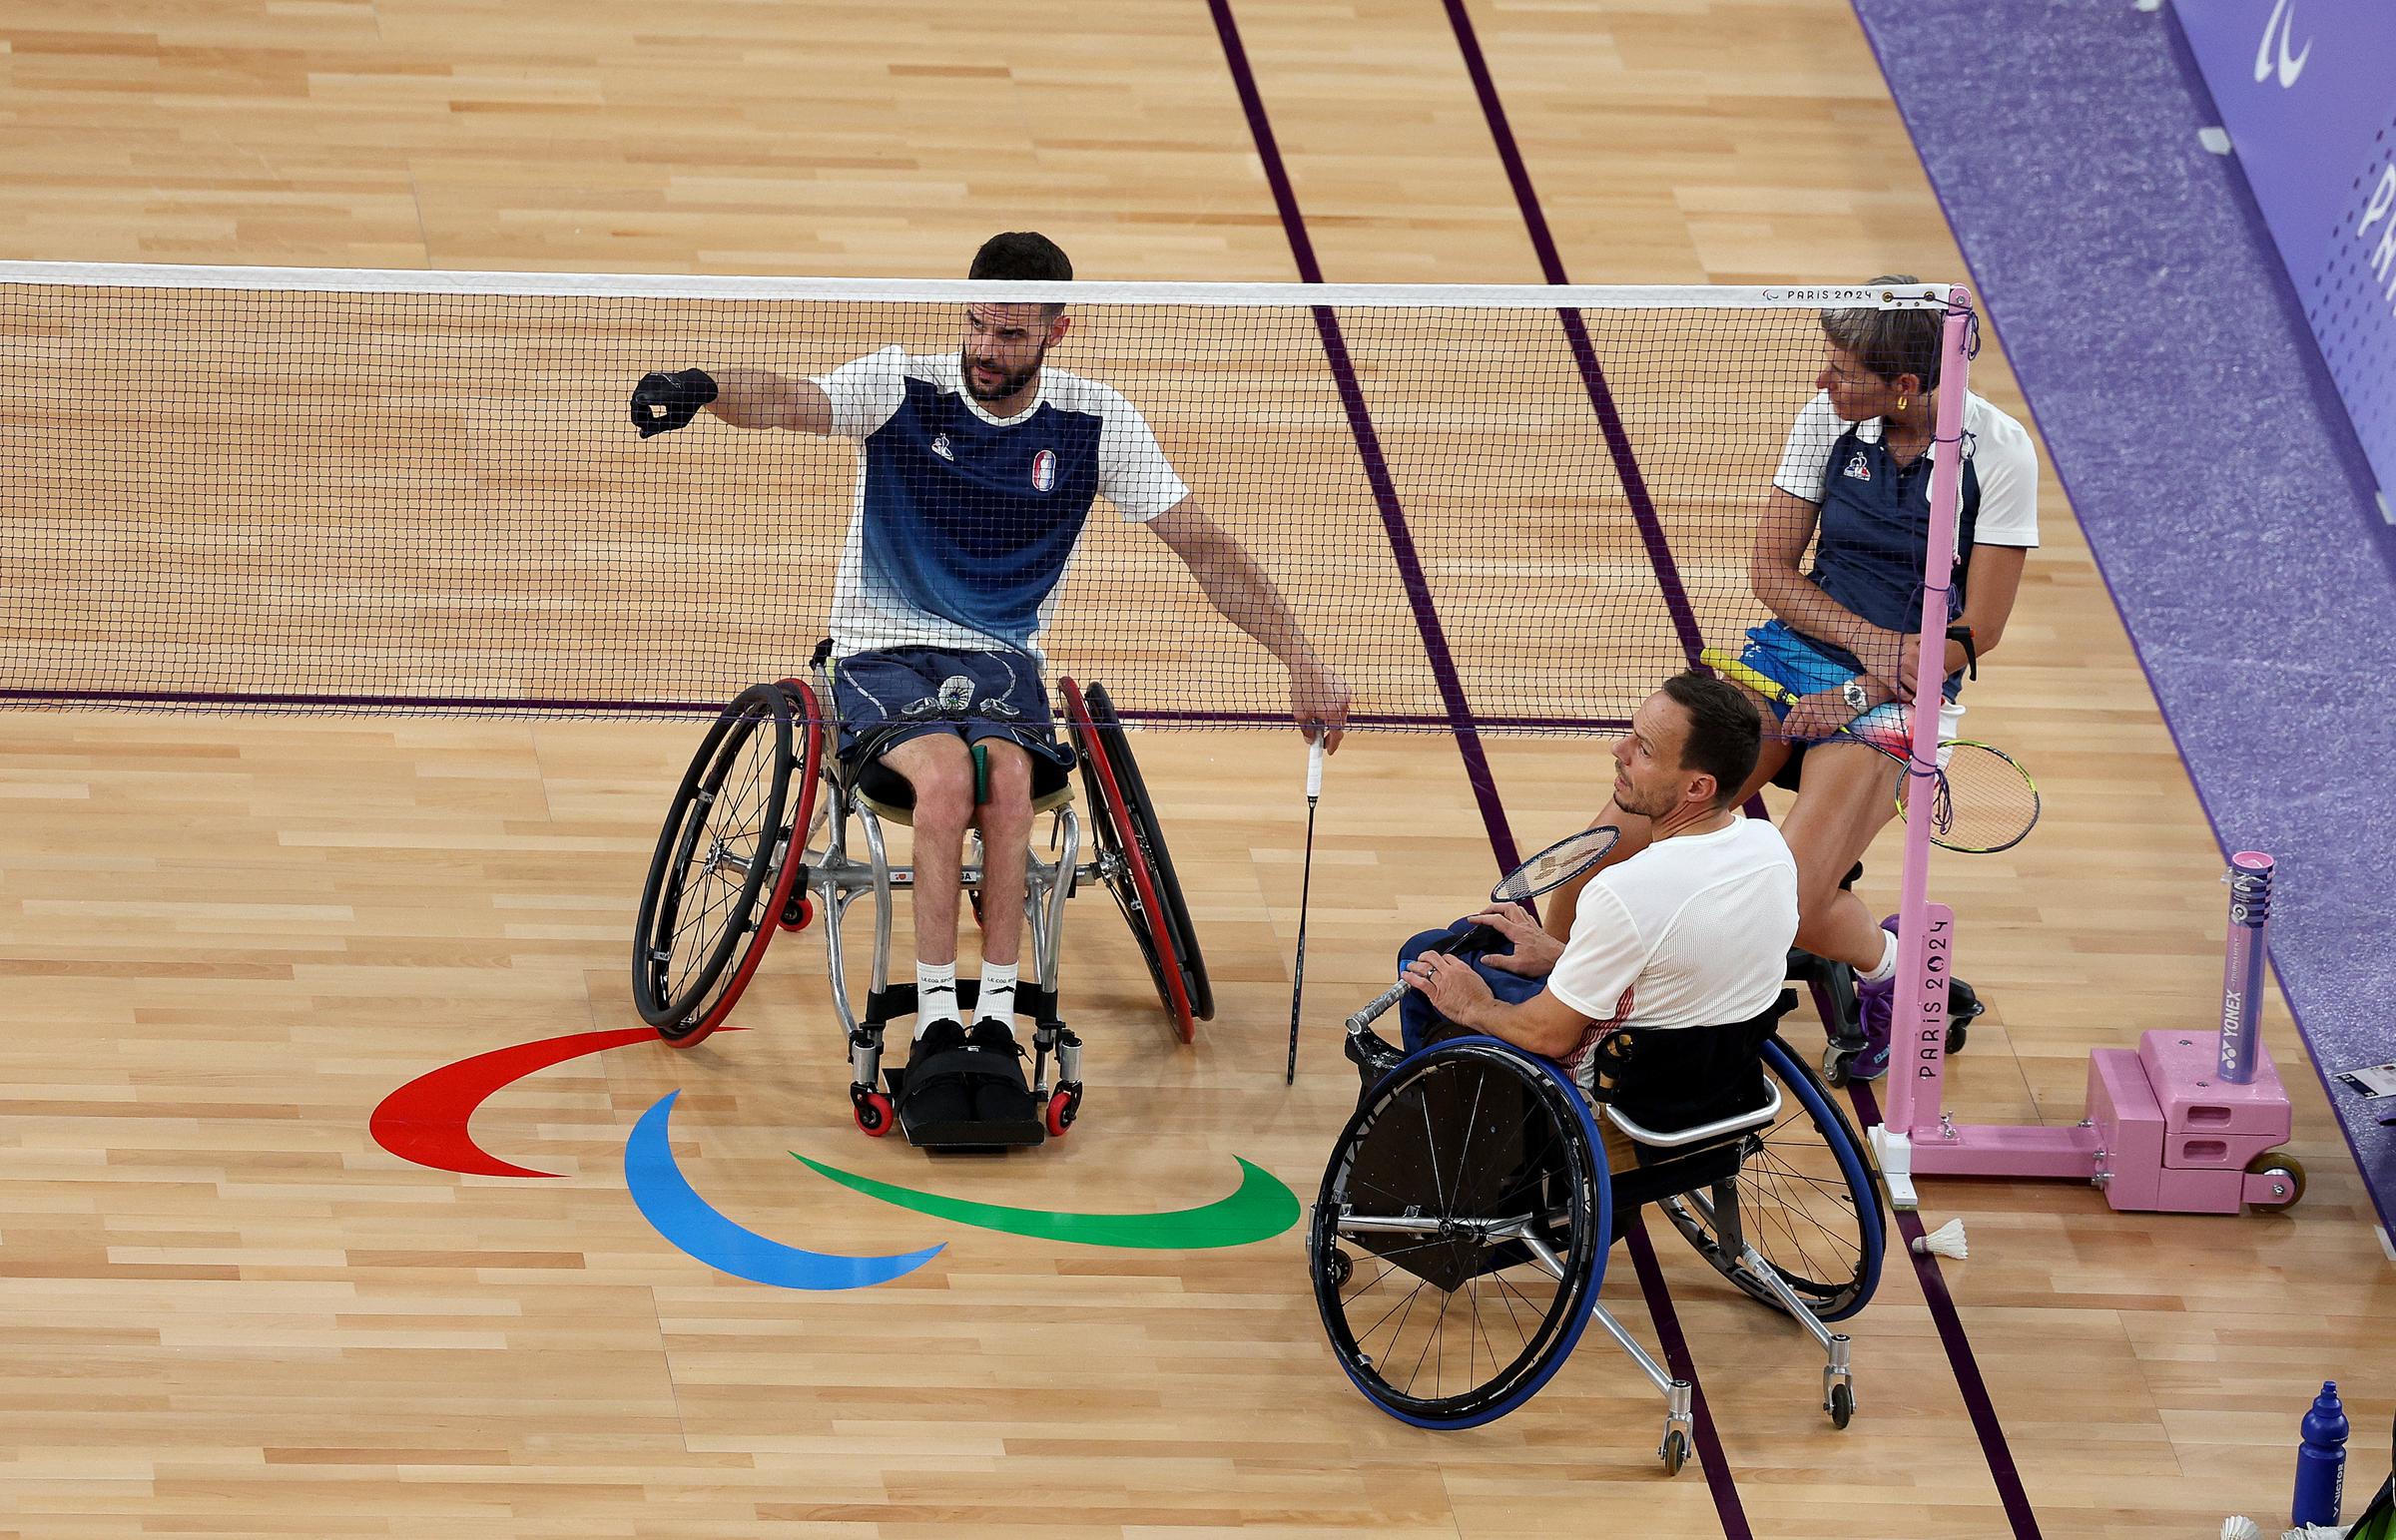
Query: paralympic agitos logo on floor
368 1028 1298 1288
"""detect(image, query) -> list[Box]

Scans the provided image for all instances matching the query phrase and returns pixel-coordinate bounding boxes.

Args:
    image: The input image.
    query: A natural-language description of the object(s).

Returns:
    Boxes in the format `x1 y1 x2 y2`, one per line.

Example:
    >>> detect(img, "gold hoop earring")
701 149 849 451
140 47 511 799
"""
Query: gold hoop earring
1897 394 1909 411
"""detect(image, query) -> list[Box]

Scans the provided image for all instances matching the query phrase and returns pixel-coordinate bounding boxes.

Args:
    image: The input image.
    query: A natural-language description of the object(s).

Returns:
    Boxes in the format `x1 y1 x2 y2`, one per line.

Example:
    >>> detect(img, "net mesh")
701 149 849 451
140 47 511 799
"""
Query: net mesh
0 271 1933 728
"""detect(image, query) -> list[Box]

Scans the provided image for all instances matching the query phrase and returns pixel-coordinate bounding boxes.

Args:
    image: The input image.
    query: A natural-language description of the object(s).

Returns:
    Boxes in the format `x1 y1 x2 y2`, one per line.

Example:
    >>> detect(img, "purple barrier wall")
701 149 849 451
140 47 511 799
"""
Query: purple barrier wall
2173 0 2396 517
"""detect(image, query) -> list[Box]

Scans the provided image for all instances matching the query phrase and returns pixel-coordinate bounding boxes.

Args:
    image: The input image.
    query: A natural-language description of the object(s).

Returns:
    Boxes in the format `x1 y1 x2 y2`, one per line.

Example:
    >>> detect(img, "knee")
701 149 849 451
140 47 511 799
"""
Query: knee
974 757 1035 837
1398 926 1458 969
906 763 975 835
984 767 1034 823
1793 872 1841 927
1791 907 1842 956
1792 865 1849 932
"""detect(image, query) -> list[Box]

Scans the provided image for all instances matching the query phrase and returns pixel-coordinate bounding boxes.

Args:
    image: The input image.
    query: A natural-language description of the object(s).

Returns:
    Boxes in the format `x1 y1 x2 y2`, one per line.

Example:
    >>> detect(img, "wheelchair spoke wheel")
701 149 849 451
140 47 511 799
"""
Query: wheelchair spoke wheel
632 682 812 1044
1060 678 1210 1039
1309 1038 1610 1428
1657 1035 1886 1321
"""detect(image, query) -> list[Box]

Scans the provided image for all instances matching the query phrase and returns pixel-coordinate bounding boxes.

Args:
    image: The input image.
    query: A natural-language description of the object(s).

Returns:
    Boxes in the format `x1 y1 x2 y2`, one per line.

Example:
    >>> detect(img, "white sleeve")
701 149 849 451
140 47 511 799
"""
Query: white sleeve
809 345 907 440
1543 882 1646 1025
1095 388 1191 521
1967 399 2040 548
1771 391 1843 504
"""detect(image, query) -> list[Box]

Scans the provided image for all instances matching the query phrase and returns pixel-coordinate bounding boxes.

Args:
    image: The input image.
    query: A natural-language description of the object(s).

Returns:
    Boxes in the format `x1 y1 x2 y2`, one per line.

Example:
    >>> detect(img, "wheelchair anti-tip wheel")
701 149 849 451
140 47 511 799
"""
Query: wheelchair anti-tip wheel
1060 678 1212 1041
632 680 823 1046
1655 1035 1886 1321
1309 1037 1612 1429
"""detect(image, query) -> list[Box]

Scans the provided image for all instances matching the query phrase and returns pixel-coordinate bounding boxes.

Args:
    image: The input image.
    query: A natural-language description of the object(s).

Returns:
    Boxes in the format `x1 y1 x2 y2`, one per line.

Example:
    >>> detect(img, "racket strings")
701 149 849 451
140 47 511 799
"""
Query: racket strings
1489 825 1621 904
1908 743 2039 853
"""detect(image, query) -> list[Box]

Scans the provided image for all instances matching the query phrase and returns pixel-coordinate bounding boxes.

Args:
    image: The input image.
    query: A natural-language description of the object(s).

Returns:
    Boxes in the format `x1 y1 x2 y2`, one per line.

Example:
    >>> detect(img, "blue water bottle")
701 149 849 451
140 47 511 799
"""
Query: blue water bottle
2294 1379 2348 1527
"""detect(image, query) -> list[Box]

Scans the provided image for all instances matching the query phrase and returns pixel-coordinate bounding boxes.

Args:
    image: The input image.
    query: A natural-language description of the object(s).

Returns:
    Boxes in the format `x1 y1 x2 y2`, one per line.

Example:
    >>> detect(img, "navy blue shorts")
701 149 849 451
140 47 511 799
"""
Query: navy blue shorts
1740 619 1965 748
829 647 1075 771
1394 920 1548 1053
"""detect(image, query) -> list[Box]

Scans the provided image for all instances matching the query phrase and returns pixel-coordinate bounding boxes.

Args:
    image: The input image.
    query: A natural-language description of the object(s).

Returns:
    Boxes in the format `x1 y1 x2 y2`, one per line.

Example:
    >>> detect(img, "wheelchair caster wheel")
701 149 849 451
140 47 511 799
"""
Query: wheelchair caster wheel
1945 1019 1969 1056
1322 1248 1352 1289
1044 1083 1082 1140
853 1088 895 1138
1828 1381 1854 1429
780 894 813 933
1822 1043 1854 1088
1660 1427 1690 1477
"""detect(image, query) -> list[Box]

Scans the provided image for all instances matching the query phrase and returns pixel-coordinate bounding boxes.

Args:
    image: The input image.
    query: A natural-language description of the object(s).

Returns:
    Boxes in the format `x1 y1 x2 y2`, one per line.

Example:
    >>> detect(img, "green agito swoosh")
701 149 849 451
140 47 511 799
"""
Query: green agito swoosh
791 1154 1299 1250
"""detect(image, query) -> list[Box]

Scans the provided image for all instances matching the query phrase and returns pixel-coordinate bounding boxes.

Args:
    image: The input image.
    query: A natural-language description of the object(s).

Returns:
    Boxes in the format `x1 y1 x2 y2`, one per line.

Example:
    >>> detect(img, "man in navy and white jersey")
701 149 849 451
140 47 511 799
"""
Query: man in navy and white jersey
630 233 1351 1120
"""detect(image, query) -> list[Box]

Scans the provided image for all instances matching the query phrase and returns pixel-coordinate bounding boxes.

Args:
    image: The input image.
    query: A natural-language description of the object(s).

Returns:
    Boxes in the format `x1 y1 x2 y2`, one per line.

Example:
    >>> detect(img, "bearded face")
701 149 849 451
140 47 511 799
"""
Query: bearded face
960 303 1058 405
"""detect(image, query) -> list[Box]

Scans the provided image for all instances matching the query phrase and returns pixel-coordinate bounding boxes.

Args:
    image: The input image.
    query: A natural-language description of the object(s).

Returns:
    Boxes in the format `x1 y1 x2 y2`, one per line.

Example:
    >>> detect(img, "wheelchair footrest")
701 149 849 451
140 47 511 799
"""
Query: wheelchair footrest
886 1060 1047 1152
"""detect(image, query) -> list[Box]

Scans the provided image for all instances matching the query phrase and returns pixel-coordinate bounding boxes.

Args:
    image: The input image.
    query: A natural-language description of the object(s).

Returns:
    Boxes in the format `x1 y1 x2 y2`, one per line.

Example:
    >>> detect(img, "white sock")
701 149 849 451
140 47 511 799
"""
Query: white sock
976 960 1018 1030
1858 928 1899 985
915 961 959 1038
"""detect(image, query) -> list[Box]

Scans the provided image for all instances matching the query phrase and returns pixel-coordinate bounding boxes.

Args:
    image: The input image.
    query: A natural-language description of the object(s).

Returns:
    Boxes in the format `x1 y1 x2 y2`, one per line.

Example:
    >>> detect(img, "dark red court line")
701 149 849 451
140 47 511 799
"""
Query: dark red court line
1437 0 1704 667
1198 0 1520 871
1438 5 2048 1531
1198 0 1747 1529
1844 1079 2046 1538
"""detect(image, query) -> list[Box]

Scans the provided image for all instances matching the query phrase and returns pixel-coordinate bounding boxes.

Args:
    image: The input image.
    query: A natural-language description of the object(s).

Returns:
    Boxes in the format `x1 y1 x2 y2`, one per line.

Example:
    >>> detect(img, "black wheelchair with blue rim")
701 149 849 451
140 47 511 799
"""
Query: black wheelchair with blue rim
628 660 1210 1151
1310 987 1885 1472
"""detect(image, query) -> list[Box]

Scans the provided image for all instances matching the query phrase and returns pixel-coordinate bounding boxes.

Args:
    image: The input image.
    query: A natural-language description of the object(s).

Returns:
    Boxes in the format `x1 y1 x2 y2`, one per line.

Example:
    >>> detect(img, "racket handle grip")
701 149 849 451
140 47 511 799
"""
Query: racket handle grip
1305 732 1325 798
1346 980 1408 1035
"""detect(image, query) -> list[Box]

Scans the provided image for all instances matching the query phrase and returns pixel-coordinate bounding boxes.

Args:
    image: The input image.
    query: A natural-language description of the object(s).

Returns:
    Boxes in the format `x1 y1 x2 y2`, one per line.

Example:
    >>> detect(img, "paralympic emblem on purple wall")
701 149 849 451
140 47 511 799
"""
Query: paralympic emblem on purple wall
368 1029 1299 1288
2175 0 2396 509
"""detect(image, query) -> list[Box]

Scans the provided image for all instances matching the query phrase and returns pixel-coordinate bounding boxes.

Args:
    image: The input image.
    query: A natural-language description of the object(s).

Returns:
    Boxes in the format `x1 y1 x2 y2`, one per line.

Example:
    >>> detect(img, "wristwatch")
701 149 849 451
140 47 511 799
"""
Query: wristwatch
1840 677 1872 714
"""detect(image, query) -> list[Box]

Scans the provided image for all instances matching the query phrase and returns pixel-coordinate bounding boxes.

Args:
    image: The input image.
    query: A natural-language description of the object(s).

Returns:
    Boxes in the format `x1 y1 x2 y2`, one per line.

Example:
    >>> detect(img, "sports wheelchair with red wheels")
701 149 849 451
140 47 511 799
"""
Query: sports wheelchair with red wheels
630 668 1210 1151
1311 991 1885 1471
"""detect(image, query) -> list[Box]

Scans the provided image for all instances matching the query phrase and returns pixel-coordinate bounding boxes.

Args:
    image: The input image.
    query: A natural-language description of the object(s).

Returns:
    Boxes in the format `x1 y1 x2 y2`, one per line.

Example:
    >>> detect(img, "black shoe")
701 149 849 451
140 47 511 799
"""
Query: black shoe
908 1018 968 1069
898 1019 974 1128
965 1019 1037 1125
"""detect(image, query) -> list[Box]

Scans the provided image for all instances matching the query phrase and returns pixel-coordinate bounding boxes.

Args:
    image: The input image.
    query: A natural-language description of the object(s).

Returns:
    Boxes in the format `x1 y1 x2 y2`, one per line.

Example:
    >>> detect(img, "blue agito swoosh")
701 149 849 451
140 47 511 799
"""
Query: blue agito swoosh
625 1091 942 1289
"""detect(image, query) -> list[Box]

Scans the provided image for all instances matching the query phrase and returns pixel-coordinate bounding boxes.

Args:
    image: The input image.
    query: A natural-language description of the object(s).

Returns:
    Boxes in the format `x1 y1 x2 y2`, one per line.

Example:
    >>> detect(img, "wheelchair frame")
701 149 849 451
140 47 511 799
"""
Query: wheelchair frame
1311 1009 1884 1470
631 671 1211 1148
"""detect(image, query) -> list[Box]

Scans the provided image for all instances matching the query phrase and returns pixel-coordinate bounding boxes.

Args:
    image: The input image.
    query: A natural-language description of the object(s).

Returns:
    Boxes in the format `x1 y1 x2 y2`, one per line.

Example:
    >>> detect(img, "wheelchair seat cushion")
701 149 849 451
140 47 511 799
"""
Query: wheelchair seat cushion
847 746 1073 812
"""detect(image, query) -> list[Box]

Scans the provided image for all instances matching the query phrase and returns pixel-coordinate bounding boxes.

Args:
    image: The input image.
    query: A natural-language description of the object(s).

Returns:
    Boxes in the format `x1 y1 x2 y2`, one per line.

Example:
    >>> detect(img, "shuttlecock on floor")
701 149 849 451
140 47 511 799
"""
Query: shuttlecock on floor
1911 1218 1969 1260
2220 1518 2259 1540
2278 1525 2351 1540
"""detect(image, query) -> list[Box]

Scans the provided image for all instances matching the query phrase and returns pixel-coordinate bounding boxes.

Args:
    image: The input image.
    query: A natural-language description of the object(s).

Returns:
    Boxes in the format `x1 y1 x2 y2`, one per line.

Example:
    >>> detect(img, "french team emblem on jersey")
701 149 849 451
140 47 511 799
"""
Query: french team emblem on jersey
1843 450 1872 482
1030 449 1057 493
930 433 954 461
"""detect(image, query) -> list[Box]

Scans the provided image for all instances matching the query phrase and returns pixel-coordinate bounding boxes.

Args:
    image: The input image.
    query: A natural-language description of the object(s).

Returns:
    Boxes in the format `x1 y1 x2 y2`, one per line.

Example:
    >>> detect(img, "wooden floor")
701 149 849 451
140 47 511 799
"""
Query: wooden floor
4 1 2393 1536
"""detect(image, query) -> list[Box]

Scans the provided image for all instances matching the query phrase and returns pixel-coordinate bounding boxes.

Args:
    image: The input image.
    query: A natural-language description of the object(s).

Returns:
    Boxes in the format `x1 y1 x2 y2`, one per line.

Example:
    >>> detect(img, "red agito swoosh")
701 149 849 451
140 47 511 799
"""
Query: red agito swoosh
370 1026 740 1178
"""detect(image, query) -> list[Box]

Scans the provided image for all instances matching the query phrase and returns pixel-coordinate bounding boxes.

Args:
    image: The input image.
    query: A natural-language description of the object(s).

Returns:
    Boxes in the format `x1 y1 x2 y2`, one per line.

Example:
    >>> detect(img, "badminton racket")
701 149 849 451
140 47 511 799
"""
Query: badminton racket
1700 648 2039 853
1345 822 1623 1033
1285 730 1325 1084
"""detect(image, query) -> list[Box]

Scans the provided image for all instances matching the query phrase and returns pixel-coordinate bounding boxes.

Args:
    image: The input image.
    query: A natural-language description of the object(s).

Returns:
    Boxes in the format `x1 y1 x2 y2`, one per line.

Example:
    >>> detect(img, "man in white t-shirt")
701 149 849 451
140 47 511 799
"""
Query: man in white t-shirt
631 233 1351 1125
1395 673 1798 1085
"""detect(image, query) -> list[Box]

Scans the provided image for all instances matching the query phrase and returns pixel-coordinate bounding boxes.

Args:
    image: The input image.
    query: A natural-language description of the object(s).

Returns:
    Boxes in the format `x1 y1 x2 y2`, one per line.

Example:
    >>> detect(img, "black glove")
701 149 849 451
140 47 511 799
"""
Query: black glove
629 368 720 438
